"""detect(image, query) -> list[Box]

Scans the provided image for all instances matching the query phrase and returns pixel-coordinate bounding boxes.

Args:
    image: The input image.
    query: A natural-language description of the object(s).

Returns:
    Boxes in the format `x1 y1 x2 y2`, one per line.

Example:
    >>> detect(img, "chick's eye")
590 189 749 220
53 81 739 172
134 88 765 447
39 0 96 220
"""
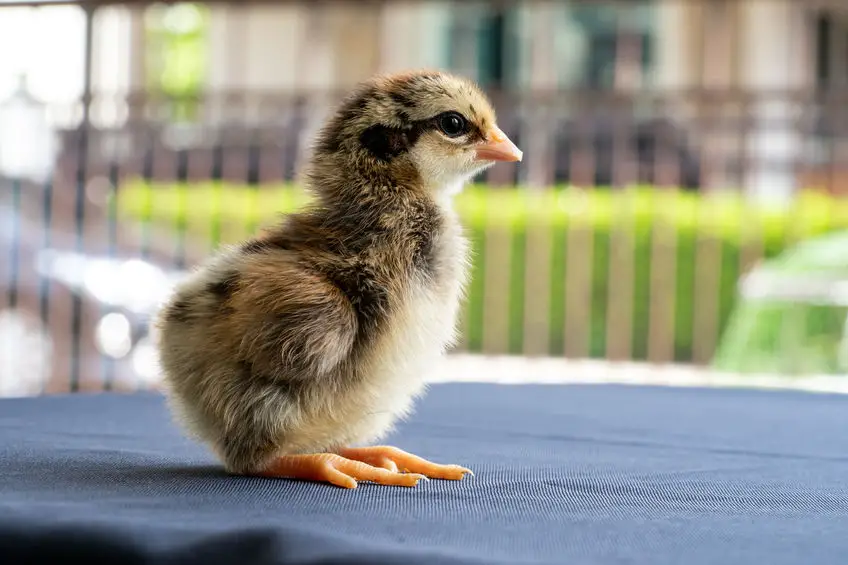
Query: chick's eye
438 112 468 138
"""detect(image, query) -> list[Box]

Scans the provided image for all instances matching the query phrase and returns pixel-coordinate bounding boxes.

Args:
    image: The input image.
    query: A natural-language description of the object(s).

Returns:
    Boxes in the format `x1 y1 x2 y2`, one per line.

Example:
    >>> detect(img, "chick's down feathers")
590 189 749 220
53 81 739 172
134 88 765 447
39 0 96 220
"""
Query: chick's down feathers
154 69 522 487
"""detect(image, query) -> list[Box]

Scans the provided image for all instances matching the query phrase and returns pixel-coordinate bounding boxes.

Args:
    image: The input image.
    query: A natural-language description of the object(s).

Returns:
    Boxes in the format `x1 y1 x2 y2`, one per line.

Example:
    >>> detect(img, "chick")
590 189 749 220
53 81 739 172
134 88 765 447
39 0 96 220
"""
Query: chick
154 70 522 488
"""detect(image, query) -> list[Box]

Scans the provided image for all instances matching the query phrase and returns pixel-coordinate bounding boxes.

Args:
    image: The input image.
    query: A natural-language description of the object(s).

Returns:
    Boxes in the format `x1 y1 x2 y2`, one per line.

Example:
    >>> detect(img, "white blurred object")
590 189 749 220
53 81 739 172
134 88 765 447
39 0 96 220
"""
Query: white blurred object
740 269 848 307
0 309 52 397
35 249 185 314
0 74 57 184
95 312 133 359
33 249 183 386
131 336 162 387
739 267 848 375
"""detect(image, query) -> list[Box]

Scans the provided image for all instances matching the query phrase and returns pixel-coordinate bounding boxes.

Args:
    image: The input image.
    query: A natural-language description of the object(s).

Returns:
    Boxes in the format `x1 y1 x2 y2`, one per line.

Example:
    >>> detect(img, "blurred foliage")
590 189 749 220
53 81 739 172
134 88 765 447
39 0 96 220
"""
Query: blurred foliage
713 231 848 375
144 3 208 122
116 181 848 362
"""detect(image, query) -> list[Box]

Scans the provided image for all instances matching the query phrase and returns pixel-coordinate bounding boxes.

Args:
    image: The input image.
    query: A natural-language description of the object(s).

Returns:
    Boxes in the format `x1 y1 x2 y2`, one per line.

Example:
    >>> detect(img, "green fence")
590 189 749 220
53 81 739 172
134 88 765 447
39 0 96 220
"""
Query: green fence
117 181 848 365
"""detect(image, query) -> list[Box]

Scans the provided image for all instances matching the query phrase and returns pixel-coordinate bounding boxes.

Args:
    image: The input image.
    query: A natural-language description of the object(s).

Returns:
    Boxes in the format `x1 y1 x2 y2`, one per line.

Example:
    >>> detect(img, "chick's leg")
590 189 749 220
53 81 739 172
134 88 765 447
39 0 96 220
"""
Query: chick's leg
338 446 472 480
256 453 427 489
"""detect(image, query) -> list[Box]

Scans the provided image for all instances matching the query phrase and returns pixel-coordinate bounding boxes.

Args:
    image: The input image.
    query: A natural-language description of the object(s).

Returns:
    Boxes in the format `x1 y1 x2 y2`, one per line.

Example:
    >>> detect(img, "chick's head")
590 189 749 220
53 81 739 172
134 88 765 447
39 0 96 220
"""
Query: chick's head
309 69 522 196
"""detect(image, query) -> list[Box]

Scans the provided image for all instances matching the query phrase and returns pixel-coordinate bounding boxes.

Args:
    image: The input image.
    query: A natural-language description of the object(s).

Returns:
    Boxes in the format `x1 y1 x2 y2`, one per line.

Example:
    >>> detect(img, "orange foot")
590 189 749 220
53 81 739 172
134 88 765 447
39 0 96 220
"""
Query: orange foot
338 445 473 481
256 453 428 489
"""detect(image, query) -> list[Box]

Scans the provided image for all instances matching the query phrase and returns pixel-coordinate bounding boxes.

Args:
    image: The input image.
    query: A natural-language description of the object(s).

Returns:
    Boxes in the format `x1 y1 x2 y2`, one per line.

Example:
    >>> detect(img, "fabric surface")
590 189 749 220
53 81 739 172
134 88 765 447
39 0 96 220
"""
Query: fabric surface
2 383 848 565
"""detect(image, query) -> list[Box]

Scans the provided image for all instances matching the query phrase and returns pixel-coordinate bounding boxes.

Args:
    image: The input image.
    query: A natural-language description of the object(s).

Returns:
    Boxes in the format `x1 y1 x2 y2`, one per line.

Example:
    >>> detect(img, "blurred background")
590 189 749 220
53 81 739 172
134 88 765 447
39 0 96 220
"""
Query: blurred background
2 0 848 397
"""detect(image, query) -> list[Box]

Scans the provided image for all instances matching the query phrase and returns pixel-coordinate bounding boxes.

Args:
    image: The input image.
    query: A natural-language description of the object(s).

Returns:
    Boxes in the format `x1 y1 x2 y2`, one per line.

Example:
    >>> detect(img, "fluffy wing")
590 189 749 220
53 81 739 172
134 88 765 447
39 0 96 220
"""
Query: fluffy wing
232 254 357 378
162 248 358 380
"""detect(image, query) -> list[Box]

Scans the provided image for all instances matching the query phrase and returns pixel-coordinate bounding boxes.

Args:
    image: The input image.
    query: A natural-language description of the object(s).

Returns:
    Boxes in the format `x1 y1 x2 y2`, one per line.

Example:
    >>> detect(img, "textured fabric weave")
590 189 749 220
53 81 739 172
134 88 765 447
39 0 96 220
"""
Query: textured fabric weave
2 384 848 564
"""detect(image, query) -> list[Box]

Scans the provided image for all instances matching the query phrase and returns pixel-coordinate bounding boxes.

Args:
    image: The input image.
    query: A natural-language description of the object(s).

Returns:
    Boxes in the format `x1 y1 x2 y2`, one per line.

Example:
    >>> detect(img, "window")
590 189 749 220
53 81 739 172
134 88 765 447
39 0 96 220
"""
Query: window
446 2 520 89
815 10 848 90
446 1 656 91
569 2 655 90
0 4 86 104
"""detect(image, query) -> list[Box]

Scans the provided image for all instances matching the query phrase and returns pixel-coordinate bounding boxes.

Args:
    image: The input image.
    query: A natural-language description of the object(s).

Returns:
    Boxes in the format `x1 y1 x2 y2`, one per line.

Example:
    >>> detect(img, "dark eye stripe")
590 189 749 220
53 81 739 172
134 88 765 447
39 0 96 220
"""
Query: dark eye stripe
358 109 486 162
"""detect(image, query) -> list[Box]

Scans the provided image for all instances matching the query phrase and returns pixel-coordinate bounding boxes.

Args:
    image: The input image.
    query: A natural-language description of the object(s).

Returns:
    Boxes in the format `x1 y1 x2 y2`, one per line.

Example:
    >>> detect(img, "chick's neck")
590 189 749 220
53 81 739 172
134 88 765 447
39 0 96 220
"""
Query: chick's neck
304 150 442 222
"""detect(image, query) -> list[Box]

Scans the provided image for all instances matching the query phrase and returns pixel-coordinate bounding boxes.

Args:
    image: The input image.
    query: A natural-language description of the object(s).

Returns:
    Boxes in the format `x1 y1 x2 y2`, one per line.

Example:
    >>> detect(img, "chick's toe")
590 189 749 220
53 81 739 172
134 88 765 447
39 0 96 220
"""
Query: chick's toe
338 446 473 481
256 453 426 489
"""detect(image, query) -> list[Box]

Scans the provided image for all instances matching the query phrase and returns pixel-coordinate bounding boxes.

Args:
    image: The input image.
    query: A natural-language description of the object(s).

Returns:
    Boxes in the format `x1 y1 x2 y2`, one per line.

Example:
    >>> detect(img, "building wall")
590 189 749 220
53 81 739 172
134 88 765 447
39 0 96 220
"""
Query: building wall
204 2 436 92
205 4 306 91
193 0 825 198
654 0 814 199
25 0 845 195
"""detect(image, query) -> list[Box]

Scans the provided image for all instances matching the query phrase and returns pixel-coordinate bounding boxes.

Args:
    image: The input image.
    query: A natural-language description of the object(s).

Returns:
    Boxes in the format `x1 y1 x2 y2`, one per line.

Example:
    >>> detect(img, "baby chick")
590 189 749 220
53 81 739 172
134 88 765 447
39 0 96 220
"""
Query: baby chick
154 70 522 488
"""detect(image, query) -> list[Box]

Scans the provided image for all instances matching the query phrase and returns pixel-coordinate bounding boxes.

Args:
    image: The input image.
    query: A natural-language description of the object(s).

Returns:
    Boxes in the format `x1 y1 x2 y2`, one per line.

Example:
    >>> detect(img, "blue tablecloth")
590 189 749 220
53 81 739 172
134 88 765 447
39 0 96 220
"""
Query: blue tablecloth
2 382 848 565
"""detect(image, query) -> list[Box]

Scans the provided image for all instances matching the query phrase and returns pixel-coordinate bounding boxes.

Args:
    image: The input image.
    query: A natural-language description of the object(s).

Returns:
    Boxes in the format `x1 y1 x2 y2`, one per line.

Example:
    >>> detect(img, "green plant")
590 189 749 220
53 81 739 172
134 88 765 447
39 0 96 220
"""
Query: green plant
713 230 848 375
115 179 848 362
145 3 208 122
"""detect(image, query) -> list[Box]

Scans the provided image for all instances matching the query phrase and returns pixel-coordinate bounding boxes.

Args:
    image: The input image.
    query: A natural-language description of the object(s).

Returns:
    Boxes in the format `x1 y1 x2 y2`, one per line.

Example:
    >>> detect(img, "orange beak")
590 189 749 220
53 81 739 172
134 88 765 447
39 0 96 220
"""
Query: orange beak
474 125 523 162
